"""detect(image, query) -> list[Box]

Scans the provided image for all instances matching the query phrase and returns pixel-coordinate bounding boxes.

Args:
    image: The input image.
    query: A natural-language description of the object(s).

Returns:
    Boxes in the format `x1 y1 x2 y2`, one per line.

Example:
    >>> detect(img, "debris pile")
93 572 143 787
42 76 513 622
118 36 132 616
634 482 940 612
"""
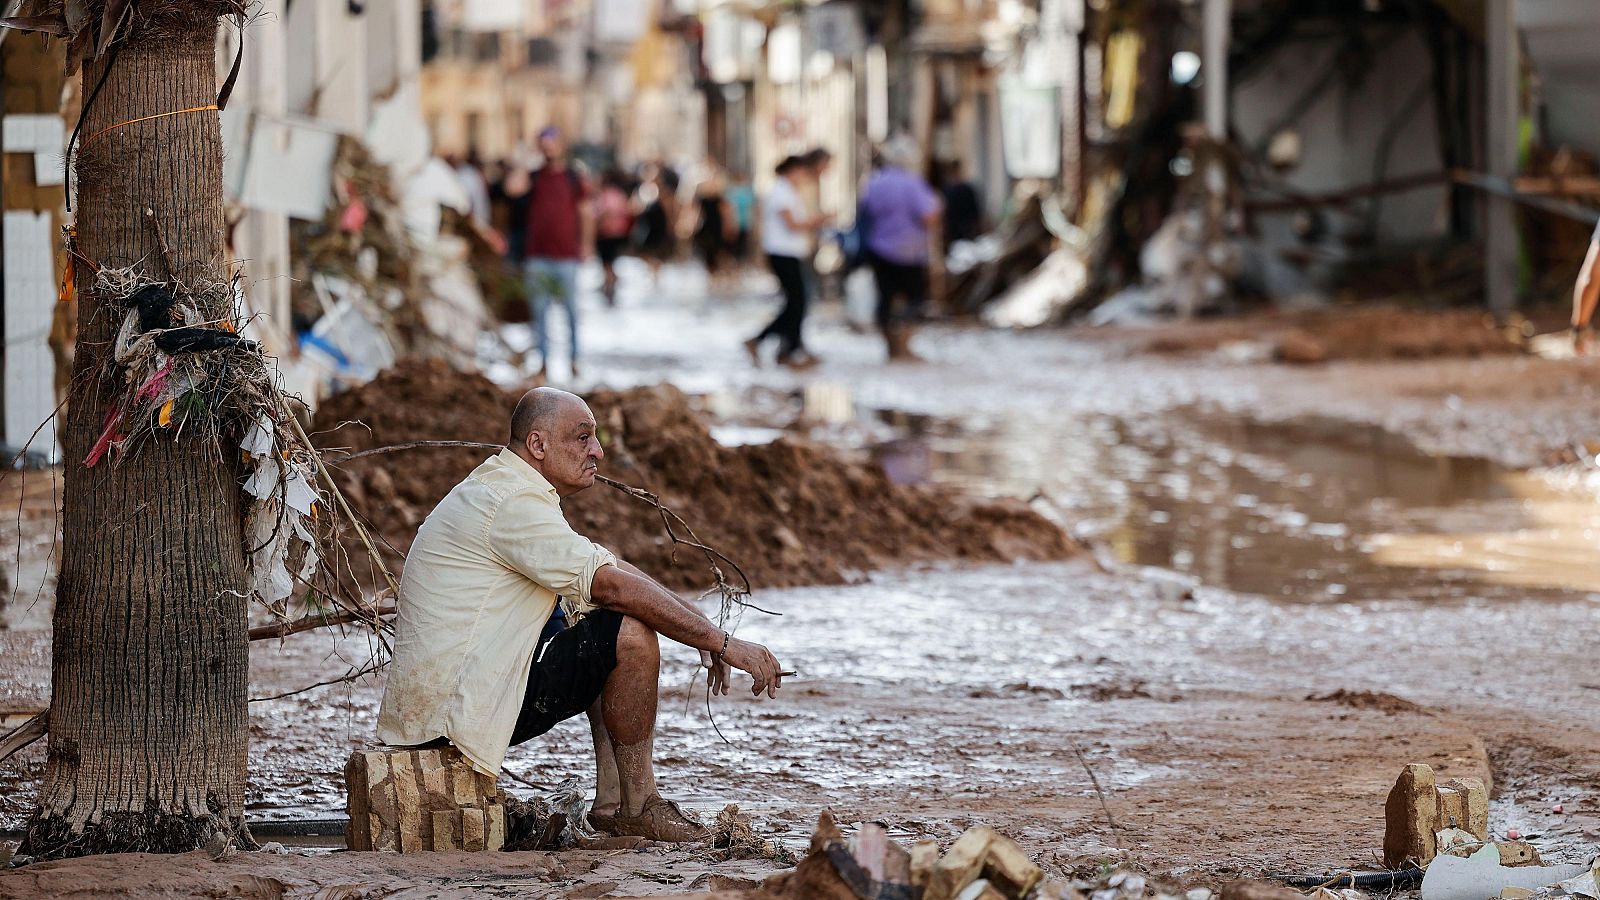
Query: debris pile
311 360 1080 590
749 811 1068 900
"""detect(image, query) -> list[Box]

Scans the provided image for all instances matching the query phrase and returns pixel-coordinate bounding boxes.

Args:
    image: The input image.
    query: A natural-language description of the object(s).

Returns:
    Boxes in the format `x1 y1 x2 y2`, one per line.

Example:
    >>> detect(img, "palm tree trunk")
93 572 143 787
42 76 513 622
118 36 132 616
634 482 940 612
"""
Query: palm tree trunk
22 8 251 858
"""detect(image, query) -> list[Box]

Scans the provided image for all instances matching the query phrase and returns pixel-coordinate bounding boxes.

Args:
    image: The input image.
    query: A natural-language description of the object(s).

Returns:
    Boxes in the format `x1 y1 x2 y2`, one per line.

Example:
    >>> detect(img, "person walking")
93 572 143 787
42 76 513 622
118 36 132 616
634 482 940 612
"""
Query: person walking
523 126 593 379
686 162 737 292
595 167 635 307
632 164 681 285
726 170 755 268
860 135 942 361
936 158 983 248
745 155 831 368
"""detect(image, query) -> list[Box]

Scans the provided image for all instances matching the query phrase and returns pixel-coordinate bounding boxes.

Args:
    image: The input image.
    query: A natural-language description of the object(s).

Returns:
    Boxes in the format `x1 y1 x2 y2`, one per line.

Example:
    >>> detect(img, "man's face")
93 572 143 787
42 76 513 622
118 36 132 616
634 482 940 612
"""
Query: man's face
527 401 603 495
539 133 565 162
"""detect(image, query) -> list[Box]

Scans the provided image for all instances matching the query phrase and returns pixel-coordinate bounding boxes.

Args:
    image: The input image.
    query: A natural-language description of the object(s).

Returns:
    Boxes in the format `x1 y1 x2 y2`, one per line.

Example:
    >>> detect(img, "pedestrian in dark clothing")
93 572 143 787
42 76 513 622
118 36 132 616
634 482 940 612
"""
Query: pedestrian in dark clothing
632 165 680 283
744 155 832 369
937 159 983 247
595 167 635 306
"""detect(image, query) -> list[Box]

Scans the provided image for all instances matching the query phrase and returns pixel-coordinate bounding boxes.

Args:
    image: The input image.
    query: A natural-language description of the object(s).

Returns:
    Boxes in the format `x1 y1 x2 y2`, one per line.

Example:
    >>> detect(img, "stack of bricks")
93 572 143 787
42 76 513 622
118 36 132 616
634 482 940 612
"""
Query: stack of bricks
345 747 508 852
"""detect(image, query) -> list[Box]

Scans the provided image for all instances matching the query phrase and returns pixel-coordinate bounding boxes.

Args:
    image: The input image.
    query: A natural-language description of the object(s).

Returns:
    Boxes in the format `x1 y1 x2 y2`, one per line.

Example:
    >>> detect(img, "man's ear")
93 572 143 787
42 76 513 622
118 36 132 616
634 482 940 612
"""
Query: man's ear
524 430 546 460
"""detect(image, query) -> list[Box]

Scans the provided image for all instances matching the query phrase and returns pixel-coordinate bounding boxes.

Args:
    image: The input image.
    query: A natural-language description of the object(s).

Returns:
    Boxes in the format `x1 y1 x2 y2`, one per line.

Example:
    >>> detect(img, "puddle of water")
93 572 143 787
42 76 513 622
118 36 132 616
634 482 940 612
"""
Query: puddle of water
865 405 1600 603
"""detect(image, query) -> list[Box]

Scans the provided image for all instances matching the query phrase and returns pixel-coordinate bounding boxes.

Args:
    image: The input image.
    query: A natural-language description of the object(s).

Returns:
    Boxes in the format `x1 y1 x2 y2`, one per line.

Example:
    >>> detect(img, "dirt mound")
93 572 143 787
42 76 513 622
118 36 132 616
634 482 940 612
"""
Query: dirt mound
311 360 1079 591
1140 306 1522 364
1310 689 1427 716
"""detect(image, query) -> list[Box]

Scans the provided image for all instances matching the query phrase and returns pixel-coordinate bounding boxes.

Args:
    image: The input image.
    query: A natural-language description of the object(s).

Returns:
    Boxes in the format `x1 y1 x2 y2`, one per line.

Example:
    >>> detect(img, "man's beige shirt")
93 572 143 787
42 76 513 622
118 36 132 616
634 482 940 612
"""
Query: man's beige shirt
377 449 615 775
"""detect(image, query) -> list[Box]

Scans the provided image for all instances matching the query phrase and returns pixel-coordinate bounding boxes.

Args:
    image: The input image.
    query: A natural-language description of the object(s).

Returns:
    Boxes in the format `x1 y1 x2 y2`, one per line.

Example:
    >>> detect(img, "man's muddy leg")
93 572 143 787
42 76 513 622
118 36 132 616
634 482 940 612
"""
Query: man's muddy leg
587 701 622 817
603 615 661 816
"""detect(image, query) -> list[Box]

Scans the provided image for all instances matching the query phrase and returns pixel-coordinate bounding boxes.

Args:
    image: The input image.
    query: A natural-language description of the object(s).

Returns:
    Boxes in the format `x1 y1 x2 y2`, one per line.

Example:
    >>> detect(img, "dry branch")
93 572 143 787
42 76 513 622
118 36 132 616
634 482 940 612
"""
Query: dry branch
248 604 396 642
0 711 47 765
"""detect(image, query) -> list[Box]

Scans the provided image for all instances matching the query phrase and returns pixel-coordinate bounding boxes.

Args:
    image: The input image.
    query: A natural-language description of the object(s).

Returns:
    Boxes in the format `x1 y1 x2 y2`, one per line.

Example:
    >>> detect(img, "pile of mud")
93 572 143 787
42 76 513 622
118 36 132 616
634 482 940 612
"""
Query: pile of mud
1142 306 1522 364
311 360 1078 590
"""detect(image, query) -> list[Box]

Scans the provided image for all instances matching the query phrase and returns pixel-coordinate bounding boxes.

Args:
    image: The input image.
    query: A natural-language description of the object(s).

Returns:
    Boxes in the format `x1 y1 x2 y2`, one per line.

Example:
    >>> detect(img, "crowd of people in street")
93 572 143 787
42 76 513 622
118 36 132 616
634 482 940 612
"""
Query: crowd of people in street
448 126 984 378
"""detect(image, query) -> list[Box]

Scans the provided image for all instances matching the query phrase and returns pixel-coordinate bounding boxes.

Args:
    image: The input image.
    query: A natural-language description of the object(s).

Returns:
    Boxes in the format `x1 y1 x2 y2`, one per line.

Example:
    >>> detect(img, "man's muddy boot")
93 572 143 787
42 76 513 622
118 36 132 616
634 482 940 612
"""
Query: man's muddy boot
598 794 709 843
586 809 617 833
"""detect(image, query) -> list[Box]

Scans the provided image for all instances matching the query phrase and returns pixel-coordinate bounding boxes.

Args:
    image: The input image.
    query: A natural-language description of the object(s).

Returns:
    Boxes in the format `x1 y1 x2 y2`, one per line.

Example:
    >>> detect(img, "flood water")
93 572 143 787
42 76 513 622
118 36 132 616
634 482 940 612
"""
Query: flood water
866 402 1600 604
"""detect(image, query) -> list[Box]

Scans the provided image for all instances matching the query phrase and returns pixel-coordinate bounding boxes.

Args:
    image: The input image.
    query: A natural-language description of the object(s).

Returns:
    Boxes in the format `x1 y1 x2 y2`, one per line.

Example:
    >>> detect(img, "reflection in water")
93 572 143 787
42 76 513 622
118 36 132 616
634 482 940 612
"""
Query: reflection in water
866 407 1600 604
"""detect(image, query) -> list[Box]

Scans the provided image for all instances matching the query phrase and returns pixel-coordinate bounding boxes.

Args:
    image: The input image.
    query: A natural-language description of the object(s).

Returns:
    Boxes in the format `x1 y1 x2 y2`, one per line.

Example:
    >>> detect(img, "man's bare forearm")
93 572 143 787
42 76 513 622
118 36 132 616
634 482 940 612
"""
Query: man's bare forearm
613 558 718 631
591 564 723 653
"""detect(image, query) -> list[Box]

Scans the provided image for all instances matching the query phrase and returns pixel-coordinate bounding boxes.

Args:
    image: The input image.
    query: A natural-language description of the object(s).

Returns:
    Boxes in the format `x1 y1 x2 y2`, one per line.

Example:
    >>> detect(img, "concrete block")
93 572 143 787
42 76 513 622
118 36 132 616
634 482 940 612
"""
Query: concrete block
1385 763 1439 868
982 832 1043 897
485 801 505 850
461 807 486 852
1438 777 1489 840
910 839 941 891
929 826 996 900
429 809 456 851
344 747 507 853
1384 765 1491 869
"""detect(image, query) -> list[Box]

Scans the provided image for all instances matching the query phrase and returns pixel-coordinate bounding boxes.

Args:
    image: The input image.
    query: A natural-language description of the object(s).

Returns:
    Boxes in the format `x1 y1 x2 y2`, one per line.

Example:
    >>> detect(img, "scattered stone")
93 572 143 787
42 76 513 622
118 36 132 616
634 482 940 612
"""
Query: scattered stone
1497 841 1544 868
929 827 996 900
1383 763 1488 868
257 841 287 855
344 746 507 853
911 839 941 891
1037 880 1089 900
981 831 1044 897
1437 777 1489 838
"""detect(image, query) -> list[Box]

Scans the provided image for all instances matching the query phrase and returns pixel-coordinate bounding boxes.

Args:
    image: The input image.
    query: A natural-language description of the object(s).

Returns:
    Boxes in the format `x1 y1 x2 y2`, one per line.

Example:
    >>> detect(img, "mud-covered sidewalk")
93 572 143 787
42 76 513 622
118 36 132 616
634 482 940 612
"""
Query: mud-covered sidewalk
4 271 1600 896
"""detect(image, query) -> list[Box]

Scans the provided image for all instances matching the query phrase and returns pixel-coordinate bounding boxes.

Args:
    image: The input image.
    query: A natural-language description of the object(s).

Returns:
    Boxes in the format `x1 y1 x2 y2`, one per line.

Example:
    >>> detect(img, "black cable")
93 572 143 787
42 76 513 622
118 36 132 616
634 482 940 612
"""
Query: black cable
64 41 123 212
1272 869 1424 890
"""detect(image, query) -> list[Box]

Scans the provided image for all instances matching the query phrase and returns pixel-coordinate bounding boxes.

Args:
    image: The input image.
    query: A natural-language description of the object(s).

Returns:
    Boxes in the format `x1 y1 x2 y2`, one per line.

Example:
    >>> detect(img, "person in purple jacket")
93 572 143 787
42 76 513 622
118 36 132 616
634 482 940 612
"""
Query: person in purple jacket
859 135 943 361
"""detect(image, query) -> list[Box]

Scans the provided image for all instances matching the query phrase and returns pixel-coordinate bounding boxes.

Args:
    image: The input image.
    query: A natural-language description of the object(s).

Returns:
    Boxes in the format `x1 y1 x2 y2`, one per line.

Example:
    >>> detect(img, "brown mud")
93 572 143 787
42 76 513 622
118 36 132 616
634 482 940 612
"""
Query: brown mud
7 295 1600 896
311 359 1078 590
1139 306 1523 364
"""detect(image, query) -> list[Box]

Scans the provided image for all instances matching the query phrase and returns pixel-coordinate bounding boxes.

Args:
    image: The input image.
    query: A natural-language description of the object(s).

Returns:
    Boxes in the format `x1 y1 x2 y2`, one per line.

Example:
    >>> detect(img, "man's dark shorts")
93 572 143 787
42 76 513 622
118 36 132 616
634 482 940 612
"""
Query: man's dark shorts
507 609 623 745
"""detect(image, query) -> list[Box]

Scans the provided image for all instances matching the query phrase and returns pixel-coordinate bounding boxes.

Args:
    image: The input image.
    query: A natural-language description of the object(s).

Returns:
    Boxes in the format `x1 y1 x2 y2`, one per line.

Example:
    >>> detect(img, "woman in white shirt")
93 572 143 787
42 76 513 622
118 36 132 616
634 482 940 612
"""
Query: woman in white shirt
744 155 831 368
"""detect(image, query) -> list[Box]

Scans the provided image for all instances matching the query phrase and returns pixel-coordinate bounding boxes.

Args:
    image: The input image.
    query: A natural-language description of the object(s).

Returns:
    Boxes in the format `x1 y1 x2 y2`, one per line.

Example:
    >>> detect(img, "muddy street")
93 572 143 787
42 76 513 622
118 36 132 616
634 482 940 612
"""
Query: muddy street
6 279 1600 894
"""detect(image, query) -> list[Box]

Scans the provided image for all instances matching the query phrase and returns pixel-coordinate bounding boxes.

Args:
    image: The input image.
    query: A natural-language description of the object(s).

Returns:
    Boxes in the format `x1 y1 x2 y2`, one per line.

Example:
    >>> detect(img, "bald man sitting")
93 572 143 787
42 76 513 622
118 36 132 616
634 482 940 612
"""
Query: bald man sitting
378 388 784 842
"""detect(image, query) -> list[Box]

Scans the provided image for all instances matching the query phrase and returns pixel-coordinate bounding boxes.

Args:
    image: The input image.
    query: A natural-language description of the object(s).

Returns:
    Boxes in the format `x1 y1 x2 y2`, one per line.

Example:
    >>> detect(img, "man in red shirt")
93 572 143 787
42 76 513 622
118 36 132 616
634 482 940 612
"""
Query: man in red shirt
523 126 594 378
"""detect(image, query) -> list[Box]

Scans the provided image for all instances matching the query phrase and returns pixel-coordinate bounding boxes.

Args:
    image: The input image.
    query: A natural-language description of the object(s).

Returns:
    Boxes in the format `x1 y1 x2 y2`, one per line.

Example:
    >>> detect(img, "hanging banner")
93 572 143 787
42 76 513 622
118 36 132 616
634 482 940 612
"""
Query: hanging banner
1000 82 1062 179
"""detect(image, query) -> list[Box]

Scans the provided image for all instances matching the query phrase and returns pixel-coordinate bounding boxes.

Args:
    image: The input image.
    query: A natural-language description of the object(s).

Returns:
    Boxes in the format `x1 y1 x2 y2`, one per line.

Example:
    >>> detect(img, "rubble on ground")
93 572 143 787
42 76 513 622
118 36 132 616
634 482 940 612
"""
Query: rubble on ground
312 360 1081 590
1383 762 1488 868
